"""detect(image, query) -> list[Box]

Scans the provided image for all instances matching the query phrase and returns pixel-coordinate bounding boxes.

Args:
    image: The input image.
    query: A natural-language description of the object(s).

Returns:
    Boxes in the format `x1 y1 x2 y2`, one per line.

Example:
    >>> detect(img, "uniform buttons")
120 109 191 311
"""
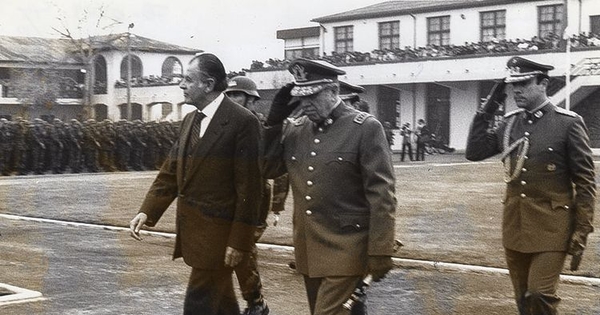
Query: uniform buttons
305 210 312 215
305 195 312 201
521 168 527 172
524 155 529 160
310 151 317 157
528 120 533 124
318 127 324 132
337 157 343 161
355 224 361 229
564 205 570 210
307 180 313 186
314 139 321 144
524 132 530 136
308 166 314 171
520 180 526 186
520 193 527 198
548 147 554 152
291 156 297 161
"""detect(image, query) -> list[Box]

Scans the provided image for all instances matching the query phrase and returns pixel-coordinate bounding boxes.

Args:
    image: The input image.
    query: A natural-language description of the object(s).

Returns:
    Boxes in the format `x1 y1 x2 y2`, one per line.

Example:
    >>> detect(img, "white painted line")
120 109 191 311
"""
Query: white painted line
3 213 600 287
0 283 45 306
394 161 496 168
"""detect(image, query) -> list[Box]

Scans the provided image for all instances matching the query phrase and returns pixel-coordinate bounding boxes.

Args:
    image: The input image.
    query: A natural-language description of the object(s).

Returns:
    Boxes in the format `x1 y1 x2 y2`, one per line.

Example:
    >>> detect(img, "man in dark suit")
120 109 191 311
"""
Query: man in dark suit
129 53 262 315
466 56 596 315
262 58 397 315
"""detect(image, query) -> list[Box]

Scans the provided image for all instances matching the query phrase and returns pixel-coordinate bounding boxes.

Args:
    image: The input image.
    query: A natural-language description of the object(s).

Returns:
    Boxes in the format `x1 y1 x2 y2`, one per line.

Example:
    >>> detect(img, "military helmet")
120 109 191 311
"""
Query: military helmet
225 76 260 99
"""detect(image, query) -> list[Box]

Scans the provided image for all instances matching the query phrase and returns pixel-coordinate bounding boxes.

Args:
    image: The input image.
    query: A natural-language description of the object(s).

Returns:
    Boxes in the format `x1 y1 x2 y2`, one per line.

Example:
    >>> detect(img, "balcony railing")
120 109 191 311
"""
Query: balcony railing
248 33 600 71
115 75 182 88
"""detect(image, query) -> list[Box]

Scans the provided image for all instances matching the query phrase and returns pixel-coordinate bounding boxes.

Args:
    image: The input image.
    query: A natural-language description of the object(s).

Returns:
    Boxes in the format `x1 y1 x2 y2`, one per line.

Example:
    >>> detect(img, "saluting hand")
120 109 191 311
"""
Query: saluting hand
265 83 300 126
480 80 507 115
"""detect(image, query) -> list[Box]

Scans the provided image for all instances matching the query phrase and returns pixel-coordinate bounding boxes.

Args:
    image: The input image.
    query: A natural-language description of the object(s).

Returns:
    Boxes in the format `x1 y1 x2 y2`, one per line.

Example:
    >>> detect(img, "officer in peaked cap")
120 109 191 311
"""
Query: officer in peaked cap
262 57 397 315
466 56 596 315
339 80 366 110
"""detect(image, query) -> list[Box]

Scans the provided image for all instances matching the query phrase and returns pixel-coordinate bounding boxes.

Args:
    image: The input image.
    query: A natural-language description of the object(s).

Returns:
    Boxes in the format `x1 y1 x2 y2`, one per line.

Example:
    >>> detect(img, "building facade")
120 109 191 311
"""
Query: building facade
246 0 600 151
0 34 201 122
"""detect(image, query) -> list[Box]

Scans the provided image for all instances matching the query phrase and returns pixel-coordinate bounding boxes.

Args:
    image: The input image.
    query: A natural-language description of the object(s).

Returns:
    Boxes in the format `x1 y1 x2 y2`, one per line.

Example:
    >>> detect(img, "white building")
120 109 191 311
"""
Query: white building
246 0 600 150
0 34 201 122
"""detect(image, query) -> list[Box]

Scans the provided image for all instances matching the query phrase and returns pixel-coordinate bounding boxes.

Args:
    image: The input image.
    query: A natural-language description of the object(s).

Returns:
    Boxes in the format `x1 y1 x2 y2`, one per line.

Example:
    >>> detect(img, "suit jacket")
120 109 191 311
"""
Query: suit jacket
139 96 262 269
466 104 596 252
262 104 397 277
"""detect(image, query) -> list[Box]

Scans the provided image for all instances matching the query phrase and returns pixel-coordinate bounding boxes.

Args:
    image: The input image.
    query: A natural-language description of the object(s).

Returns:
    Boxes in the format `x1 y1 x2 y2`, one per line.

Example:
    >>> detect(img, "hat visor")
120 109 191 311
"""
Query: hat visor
504 74 536 84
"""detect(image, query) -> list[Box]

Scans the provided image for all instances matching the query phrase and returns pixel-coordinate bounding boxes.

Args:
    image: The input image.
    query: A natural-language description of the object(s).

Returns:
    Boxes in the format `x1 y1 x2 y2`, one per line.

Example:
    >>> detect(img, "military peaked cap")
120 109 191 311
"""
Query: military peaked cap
288 58 346 97
505 56 554 83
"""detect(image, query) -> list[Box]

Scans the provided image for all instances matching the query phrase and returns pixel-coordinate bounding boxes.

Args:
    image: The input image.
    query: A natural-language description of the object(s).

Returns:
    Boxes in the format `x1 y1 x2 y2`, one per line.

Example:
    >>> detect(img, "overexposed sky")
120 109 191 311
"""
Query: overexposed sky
0 0 385 71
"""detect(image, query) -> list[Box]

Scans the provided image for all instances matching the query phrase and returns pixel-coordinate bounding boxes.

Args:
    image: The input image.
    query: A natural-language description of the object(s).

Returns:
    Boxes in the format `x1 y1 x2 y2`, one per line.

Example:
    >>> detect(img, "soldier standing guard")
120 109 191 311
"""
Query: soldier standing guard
466 56 596 315
262 58 397 315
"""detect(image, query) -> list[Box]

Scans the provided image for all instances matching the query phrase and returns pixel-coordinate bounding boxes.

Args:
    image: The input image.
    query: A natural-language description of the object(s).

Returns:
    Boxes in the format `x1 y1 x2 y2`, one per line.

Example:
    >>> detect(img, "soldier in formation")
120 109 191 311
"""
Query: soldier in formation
0 117 179 176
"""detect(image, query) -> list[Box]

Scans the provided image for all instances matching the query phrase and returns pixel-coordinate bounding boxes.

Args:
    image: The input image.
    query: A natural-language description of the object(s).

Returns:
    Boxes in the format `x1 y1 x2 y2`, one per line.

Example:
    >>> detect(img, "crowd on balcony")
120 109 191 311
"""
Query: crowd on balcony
249 32 600 70
115 75 183 88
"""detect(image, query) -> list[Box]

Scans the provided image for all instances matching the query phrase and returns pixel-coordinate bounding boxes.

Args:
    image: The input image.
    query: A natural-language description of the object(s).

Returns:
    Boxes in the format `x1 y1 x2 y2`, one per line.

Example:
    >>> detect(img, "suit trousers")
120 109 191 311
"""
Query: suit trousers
183 267 239 315
505 249 566 315
303 275 365 315
234 227 266 303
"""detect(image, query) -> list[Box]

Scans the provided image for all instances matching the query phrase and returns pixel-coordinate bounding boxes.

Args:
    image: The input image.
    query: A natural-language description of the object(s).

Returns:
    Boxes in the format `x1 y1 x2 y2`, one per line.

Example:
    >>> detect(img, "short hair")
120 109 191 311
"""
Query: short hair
190 53 228 92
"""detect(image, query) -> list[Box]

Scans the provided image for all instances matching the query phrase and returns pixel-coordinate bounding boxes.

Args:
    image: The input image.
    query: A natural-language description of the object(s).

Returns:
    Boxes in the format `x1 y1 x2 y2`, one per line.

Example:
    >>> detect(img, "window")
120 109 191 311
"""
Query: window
480 10 506 42
538 4 563 39
120 55 143 80
379 21 400 50
334 26 354 53
428 16 450 46
93 55 107 94
285 48 319 60
161 56 183 78
591 15 600 36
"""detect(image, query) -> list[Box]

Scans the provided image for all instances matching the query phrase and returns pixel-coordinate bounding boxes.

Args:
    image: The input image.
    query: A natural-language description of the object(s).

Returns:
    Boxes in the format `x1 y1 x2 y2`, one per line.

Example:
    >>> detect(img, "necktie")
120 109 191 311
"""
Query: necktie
188 111 206 151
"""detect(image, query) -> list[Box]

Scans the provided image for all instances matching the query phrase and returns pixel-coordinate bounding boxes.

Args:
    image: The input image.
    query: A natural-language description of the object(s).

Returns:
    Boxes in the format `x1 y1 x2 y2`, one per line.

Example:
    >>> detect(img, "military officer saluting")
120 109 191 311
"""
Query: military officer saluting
466 56 596 315
261 58 397 315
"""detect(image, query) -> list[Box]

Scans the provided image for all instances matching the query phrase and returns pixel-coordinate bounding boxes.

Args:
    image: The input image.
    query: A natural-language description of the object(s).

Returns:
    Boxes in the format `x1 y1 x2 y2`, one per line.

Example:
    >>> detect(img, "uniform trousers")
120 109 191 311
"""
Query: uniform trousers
303 275 366 315
234 226 266 304
183 266 239 315
505 249 566 315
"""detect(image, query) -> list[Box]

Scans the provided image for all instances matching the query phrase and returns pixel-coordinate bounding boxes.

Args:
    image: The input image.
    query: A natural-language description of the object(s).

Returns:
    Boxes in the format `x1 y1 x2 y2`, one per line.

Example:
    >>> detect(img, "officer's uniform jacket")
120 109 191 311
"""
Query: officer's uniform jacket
139 96 262 269
262 103 397 277
466 103 596 252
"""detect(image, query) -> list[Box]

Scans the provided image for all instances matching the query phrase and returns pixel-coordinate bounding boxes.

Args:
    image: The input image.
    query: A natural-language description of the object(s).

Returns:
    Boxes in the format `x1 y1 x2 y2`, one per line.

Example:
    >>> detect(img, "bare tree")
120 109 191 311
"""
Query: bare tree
50 1 127 120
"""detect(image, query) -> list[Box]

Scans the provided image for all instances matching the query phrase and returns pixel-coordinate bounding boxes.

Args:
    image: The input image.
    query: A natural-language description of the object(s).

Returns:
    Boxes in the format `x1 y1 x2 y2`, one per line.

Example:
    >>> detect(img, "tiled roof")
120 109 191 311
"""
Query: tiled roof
312 0 544 23
0 34 202 65
0 36 81 64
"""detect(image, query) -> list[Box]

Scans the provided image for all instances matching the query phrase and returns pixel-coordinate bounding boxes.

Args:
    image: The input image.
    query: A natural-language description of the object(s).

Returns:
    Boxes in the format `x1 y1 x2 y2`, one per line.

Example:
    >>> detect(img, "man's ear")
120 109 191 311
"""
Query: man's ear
204 78 216 93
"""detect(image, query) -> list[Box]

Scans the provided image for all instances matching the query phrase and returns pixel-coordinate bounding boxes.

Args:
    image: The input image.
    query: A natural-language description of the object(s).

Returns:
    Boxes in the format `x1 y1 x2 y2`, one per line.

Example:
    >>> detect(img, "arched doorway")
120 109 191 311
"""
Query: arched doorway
120 55 143 80
93 55 108 94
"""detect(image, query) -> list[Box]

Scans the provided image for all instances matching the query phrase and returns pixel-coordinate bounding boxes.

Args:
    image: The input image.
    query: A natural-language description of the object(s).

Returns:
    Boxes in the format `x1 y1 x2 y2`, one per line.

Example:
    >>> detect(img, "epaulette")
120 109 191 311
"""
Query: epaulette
353 112 373 125
504 108 525 118
555 106 578 117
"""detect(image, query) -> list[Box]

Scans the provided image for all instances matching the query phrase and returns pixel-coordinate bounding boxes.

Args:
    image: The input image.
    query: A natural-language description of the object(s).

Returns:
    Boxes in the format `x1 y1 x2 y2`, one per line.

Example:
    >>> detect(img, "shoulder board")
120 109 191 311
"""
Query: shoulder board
555 106 578 117
504 108 525 118
353 112 373 125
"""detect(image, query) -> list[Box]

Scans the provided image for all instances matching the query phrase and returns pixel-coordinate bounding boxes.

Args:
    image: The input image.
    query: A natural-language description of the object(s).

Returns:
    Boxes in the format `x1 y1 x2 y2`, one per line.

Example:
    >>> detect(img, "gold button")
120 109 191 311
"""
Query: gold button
314 139 321 144
355 224 361 228
310 151 317 157
307 181 313 186
520 193 526 198
305 196 312 201
306 210 312 215
318 127 324 132
524 156 529 159
291 156 297 161
548 147 554 152
564 205 570 210
308 166 314 171
524 132 530 136
521 181 526 185
338 157 343 161
528 120 533 124
521 168 527 172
